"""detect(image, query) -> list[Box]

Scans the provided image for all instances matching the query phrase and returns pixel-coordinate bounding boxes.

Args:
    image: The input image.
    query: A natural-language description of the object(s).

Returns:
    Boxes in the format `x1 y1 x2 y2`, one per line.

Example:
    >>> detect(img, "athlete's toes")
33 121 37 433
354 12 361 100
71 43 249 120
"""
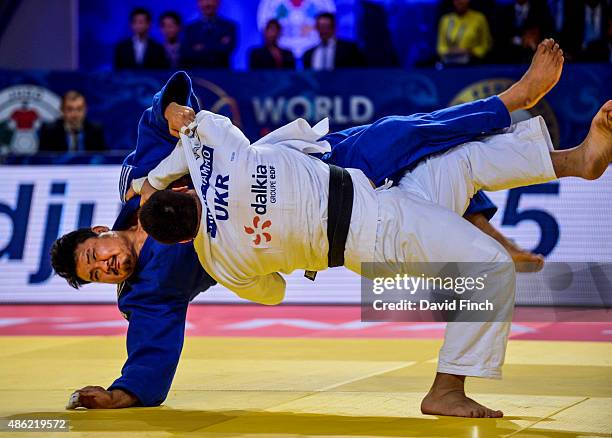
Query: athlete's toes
555 50 564 66
543 38 554 50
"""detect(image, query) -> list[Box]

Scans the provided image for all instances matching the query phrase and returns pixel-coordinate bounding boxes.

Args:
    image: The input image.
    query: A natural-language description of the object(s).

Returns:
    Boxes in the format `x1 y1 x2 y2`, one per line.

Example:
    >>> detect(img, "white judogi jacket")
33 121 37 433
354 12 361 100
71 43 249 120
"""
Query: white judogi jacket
146 111 378 304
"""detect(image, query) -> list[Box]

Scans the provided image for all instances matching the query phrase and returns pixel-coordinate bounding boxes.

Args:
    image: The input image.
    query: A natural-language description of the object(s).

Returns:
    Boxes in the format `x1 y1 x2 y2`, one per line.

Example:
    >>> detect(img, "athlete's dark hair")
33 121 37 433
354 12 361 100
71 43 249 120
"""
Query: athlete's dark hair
139 190 199 244
50 229 97 289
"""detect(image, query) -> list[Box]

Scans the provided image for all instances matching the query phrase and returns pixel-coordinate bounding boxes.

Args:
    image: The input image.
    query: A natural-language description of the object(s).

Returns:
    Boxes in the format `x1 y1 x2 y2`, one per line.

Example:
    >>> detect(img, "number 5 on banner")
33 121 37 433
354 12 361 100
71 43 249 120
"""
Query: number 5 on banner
502 183 560 257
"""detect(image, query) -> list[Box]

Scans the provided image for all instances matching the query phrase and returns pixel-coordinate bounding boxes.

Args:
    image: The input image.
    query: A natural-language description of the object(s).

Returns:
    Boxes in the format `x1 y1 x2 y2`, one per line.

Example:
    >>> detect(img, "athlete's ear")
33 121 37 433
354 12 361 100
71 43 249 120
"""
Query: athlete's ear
92 226 110 234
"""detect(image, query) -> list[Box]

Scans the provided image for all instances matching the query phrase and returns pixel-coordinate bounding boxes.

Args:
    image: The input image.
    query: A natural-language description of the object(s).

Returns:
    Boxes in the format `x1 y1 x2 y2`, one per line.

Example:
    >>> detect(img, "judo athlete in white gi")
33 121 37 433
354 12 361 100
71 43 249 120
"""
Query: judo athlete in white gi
54 40 572 412
136 91 612 417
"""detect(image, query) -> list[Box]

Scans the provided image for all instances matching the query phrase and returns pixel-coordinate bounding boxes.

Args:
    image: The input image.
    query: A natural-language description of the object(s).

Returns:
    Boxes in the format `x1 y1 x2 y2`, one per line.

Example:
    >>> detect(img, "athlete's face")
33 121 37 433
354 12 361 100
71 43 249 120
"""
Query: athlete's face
74 227 137 284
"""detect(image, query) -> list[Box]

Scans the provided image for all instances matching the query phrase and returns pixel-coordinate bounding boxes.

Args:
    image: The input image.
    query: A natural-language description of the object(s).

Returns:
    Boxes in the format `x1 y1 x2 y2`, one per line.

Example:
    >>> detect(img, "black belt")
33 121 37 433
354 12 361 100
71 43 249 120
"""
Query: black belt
305 164 354 281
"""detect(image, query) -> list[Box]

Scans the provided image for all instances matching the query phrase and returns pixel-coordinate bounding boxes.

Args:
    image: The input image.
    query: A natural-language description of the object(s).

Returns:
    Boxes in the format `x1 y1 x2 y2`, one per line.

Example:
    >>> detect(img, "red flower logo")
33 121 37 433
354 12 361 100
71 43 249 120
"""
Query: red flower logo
244 216 272 245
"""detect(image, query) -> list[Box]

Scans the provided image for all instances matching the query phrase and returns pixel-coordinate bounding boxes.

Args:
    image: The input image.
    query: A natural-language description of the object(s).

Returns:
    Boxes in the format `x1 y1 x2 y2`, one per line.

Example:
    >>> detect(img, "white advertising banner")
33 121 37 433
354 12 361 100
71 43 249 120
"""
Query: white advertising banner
0 166 611 303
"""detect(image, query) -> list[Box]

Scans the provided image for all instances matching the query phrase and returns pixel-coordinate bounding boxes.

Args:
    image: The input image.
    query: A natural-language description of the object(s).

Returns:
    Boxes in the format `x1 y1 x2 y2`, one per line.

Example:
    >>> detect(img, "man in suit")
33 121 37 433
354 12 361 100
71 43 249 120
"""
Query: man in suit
38 91 106 153
160 11 183 70
493 0 555 62
249 19 295 70
180 0 237 69
303 12 365 70
562 0 610 60
582 16 612 61
114 7 169 70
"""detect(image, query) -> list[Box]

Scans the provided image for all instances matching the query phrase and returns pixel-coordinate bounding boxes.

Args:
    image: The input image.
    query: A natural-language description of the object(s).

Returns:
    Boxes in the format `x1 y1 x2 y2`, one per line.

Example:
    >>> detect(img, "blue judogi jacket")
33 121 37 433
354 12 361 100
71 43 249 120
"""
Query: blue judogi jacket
108 71 510 406
107 197 216 406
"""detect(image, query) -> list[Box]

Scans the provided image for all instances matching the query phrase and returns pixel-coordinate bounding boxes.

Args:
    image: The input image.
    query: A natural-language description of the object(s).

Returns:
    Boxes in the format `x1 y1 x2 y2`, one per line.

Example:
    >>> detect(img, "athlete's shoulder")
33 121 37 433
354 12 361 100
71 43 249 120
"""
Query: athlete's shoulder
119 239 214 308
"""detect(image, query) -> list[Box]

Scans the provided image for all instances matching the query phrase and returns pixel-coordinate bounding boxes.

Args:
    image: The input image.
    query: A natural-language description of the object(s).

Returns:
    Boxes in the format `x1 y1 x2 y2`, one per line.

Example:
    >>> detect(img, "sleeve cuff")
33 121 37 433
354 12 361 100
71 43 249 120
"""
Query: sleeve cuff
147 175 169 191
131 177 146 194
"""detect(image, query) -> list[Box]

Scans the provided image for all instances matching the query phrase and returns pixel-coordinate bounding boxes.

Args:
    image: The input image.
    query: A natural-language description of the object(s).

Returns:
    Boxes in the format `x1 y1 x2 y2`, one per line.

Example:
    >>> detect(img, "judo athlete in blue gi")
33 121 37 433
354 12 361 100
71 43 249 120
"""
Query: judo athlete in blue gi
52 40 568 416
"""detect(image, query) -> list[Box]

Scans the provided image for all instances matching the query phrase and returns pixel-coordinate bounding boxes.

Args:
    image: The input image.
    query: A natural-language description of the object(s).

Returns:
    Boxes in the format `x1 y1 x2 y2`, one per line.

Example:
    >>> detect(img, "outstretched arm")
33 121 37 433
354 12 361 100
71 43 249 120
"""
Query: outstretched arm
68 296 189 409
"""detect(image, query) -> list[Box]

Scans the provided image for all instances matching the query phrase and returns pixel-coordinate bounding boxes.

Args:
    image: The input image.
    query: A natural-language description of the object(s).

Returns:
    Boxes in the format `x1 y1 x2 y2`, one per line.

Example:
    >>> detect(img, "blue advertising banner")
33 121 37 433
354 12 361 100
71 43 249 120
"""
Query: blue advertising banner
0 65 610 157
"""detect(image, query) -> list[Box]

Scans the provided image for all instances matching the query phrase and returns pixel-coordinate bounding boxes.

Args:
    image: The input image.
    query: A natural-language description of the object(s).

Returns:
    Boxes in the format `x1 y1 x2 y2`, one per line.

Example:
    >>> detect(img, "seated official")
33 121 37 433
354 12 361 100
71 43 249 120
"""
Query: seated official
249 19 295 70
38 91 106 153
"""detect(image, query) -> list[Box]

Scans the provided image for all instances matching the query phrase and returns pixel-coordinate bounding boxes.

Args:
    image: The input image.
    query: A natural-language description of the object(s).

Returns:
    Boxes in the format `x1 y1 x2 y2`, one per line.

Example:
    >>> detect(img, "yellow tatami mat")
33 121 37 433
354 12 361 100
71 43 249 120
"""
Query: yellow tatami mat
0 337 610 437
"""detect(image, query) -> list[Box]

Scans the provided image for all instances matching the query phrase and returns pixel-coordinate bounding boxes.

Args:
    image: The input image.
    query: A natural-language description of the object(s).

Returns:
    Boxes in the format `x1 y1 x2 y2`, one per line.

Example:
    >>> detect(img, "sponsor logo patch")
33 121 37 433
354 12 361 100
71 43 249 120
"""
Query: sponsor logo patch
244 216 272 247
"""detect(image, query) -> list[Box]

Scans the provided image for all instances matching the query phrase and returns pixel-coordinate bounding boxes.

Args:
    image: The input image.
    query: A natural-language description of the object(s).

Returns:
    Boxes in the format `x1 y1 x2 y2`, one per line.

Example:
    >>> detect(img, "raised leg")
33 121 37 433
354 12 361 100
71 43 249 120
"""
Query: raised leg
398 116 557 218
499 38 564 112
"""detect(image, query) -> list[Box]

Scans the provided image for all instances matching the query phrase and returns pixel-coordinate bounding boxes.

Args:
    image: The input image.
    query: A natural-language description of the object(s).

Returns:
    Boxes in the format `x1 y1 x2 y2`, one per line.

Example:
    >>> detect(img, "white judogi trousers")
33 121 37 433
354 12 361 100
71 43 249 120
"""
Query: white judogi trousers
370 116 557 378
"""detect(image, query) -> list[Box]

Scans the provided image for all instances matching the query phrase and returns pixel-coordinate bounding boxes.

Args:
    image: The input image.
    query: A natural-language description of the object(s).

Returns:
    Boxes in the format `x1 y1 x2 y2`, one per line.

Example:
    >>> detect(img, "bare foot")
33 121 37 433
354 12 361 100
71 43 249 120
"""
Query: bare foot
500 38 564 112
421 389 503 418
421 373 503 418
581 100 612 180
509 247 545 273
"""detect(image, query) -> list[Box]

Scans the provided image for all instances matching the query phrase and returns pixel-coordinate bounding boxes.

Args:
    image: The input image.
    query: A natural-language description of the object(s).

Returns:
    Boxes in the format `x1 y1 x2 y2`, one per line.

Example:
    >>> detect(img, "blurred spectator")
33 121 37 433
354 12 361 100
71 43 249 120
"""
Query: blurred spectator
249 19 295 70
581 16 612 61
563 0 610 60
303 12 365 70
38 91 106 153
438 0 496 24
180 0 237 69
114 8 169 70
494 0 555 62
359 2 400 67
160 11 182 70
548 0 566 35
437 0 493 65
